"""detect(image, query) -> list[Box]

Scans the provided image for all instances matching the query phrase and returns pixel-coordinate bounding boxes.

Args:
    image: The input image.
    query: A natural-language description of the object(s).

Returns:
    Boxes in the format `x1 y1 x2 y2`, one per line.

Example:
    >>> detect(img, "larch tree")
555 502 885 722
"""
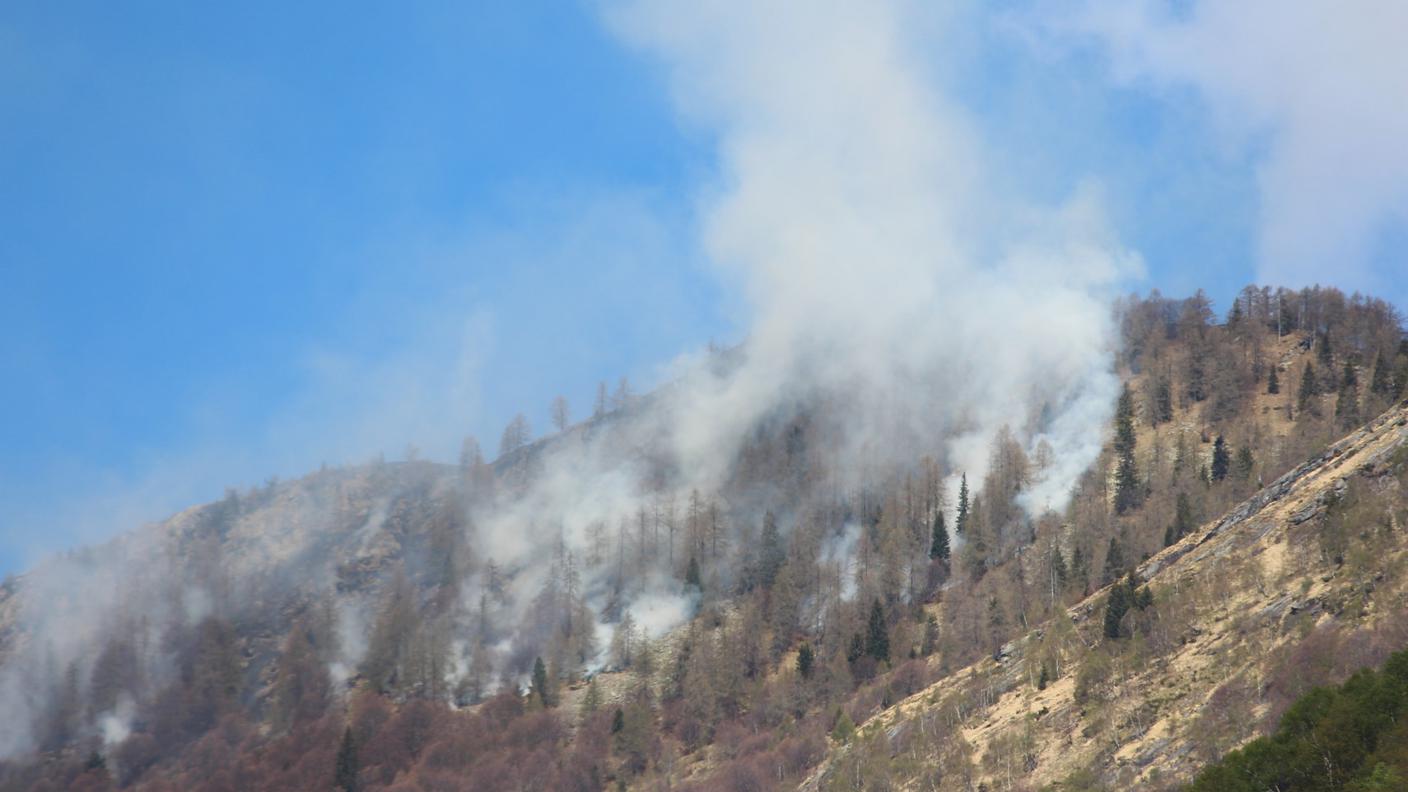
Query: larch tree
594 381 608 419
551 395 571 432
499 413 531 458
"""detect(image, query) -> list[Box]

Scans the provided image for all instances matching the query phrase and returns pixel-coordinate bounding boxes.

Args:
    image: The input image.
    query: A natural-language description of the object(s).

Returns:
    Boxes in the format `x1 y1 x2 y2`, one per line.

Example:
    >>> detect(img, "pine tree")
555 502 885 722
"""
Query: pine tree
1210 435 1230 482
1113 383 1142 514
530 656 553 708
335 726 359 792
929 512 950 561
865 599 889 664
796 642 815 680
1298 362 1318 417
1267 365 1280 395
955 474 970 536
1103 582 1130 640
1103 573 1153 640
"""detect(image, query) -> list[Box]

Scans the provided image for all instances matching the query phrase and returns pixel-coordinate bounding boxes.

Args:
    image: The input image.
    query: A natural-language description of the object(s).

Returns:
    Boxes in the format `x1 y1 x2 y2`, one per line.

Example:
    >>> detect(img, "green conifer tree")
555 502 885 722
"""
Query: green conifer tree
865 599 889 664
1211 435 1230 482
335 726 359 792
1298 362 1318 417
955 474 970 536
1113 383 1142 514
796 642 814 680
929 512 950 561
530 656 553 708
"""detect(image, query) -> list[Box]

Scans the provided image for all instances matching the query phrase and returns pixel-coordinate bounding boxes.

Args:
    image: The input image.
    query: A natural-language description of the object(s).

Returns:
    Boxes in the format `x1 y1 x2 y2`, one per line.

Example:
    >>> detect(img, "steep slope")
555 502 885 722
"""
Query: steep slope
806 400 1408 791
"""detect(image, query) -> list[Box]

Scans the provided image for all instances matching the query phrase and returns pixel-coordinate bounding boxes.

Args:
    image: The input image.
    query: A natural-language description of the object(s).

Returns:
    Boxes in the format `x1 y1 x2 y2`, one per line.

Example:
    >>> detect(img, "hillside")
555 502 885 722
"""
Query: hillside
1 285 1406 792
805 399 1408 790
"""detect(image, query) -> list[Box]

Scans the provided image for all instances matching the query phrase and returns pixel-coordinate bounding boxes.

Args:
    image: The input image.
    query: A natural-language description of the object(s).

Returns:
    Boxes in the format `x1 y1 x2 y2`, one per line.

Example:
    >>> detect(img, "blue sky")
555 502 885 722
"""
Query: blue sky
1 1 1404 575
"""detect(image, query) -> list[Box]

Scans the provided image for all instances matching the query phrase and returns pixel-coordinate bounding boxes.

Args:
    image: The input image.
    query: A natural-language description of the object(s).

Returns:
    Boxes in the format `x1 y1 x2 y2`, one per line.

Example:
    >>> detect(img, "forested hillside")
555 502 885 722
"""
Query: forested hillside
2 284 1406 792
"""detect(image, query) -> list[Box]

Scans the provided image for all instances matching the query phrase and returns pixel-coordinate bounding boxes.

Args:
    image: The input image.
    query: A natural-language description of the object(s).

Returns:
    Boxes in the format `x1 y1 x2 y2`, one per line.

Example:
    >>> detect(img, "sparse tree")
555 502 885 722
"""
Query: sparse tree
499 413 531 457
1101 537 1125 586
612 377 632 411
551 395 571 432
1267 365 1280 395
1164 492 1195 547
1336 359 1361 429
594 381 608 418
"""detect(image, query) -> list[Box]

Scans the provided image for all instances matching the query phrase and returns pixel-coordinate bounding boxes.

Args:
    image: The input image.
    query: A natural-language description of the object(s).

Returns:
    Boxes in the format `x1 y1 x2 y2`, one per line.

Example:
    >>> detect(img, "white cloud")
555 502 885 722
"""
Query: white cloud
1050 0 1408 297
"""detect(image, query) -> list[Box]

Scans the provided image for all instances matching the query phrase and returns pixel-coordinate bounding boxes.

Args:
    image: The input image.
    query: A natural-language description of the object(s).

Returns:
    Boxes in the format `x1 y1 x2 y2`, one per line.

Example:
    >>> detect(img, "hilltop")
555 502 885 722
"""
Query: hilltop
0 285 1406 792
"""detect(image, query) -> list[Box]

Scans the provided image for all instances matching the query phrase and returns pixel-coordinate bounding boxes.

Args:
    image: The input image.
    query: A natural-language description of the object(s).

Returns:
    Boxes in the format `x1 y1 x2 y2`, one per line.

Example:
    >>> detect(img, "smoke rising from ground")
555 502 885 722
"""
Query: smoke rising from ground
0 0 1138 760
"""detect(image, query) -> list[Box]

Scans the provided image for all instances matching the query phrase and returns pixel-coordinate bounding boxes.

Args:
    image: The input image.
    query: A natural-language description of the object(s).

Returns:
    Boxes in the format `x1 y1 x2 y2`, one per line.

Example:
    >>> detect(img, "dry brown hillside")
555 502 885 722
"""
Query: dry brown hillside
806 400 1408 791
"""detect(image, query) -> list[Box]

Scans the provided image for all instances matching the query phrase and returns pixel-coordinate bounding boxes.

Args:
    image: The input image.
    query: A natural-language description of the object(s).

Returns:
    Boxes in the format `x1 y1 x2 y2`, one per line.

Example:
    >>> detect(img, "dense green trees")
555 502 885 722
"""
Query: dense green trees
1190 648 1408 791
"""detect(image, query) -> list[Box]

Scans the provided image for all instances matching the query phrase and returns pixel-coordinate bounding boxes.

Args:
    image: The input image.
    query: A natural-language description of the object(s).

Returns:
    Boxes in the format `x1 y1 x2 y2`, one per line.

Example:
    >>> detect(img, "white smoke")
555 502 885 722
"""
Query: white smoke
608 0 1137 495
468 0 1136 680
0 0 1141 761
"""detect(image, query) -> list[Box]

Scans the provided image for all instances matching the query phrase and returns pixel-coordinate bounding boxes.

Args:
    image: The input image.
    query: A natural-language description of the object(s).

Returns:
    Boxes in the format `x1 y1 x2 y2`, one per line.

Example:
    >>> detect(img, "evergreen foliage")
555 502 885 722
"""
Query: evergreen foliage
1267 365 1280 394
1299 362 1319 417
1102 573 1153 640
334 726 358 792
955 474 970 536
1211 435 1231 482
797 642 815 680
929 512 950 561
865 599 889 664
1189 647 1408 791
1113 383 1142 514
530 656 552 708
